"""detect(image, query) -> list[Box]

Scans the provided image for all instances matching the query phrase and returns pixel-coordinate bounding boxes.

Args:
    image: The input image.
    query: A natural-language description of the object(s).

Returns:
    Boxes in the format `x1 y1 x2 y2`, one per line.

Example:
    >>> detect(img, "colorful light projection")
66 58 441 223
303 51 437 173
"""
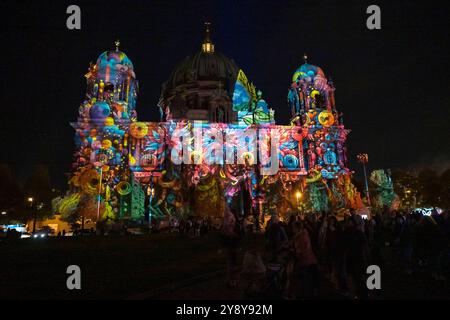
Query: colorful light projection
123 118 358 218
126 121 350 175
370 169 398 209
59 44 364 222
232 70 275 125
59 44 138 222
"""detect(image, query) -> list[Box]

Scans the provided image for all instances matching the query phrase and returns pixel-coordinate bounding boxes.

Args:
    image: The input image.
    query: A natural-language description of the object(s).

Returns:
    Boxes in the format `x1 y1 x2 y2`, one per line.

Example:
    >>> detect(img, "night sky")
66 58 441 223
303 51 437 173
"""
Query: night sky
1 0 449 189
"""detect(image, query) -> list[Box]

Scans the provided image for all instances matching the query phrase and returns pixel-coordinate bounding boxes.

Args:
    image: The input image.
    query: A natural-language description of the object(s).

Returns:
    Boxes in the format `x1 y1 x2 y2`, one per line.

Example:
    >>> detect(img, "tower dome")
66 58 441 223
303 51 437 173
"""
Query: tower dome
292 63 326 82
95 40 135 82
96 50 134 70
291 54 326 83
80 41 139 123
287 54 336 125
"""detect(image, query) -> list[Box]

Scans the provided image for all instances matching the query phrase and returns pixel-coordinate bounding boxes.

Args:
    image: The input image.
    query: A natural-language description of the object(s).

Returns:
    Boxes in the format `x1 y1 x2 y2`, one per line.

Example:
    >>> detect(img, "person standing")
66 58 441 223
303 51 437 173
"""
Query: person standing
220 200 245 288
344 215 370 299
265 215 288 262
293 221 318 299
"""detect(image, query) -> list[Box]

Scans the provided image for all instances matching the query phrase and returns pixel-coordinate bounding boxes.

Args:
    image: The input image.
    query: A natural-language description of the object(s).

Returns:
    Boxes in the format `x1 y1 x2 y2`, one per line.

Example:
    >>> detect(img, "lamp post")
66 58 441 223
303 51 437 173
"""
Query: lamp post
295 191 302 213
28 197 36 233
97 166 103 221
357 153 371 206
147 185 155 231
94 160 107 221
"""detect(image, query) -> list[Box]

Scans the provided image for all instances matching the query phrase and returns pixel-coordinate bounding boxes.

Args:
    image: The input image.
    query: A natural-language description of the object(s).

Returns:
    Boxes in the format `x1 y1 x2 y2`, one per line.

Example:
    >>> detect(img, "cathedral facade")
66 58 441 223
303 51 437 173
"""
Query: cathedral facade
58 25 363 225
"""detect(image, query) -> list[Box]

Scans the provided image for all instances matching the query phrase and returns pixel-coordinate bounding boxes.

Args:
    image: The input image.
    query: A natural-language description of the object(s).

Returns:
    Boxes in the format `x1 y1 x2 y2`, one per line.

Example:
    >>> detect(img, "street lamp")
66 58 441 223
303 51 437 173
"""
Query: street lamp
94 159 107 221
357 153 371 206
28 197 37 233
96 167 104 221
147 186 155 230
295 191 302 210
1 211 6 215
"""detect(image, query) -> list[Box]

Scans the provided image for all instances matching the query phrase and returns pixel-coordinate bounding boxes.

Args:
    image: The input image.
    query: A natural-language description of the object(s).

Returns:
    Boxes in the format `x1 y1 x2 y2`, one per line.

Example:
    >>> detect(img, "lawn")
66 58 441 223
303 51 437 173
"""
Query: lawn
0 232 264 299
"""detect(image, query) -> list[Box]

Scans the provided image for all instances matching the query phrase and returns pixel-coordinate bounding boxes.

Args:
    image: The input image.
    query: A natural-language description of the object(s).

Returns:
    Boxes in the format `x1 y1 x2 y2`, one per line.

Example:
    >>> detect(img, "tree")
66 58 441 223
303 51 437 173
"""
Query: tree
369 169 397 210
0 164 23 223
21 165 56 222
391 169 419 211
439 169 450 209
417 169 441 208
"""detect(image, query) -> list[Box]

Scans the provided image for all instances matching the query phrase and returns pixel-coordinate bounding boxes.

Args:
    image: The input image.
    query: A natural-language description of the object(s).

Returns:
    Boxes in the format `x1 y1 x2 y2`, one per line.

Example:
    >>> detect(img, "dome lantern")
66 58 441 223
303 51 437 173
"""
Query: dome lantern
201 22 215 54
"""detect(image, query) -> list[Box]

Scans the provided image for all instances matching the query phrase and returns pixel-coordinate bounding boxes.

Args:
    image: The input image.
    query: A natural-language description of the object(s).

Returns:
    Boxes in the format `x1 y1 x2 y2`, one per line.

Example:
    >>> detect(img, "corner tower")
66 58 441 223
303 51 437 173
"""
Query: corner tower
63 41 139 222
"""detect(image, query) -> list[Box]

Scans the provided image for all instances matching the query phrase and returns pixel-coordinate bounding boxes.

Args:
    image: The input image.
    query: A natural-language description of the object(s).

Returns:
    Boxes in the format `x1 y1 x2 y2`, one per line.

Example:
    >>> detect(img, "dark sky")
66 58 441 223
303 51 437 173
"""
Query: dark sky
1 0 449 189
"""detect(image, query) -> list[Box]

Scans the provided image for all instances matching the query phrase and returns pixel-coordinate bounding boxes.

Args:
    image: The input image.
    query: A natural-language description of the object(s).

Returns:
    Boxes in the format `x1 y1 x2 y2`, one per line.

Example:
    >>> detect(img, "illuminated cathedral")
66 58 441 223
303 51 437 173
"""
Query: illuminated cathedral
58 24 363 226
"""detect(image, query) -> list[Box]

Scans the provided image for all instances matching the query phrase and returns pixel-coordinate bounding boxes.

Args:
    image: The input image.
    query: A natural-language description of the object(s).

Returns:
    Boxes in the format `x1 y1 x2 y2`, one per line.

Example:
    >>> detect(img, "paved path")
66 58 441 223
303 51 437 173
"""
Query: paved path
134 266 343 300
130 247 450 300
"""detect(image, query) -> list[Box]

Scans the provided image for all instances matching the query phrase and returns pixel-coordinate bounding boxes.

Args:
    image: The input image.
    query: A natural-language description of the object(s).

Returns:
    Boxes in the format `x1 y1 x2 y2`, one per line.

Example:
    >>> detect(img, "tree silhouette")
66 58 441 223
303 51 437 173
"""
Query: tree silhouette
22 165 56 222
417 169 441 208
439 169 450 209
391 169 419 211
0 164 23 222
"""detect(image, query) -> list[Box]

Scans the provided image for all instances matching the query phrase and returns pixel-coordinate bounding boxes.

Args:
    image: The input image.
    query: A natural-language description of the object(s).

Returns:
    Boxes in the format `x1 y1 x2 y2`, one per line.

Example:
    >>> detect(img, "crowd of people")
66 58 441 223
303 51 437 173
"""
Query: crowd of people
221 207 450 299
178 217 214 238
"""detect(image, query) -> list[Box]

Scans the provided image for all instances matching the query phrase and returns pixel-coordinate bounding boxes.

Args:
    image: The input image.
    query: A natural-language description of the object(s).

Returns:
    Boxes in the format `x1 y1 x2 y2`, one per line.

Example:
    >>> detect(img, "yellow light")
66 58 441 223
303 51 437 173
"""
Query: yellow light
147 186 155 197
202 42 215 53
296 191 302 199
28 197 33 202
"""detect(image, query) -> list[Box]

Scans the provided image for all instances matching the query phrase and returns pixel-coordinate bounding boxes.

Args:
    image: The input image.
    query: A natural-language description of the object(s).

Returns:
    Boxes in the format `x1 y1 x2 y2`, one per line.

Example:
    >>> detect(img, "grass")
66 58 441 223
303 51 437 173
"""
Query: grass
0 232 264 299
2 234 449 300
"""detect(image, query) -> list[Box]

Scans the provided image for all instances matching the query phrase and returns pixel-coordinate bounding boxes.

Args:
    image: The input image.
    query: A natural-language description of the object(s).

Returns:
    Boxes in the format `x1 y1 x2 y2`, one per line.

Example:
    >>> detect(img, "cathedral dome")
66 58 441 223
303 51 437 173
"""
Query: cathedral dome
161 50 239 99
161 24 239 100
